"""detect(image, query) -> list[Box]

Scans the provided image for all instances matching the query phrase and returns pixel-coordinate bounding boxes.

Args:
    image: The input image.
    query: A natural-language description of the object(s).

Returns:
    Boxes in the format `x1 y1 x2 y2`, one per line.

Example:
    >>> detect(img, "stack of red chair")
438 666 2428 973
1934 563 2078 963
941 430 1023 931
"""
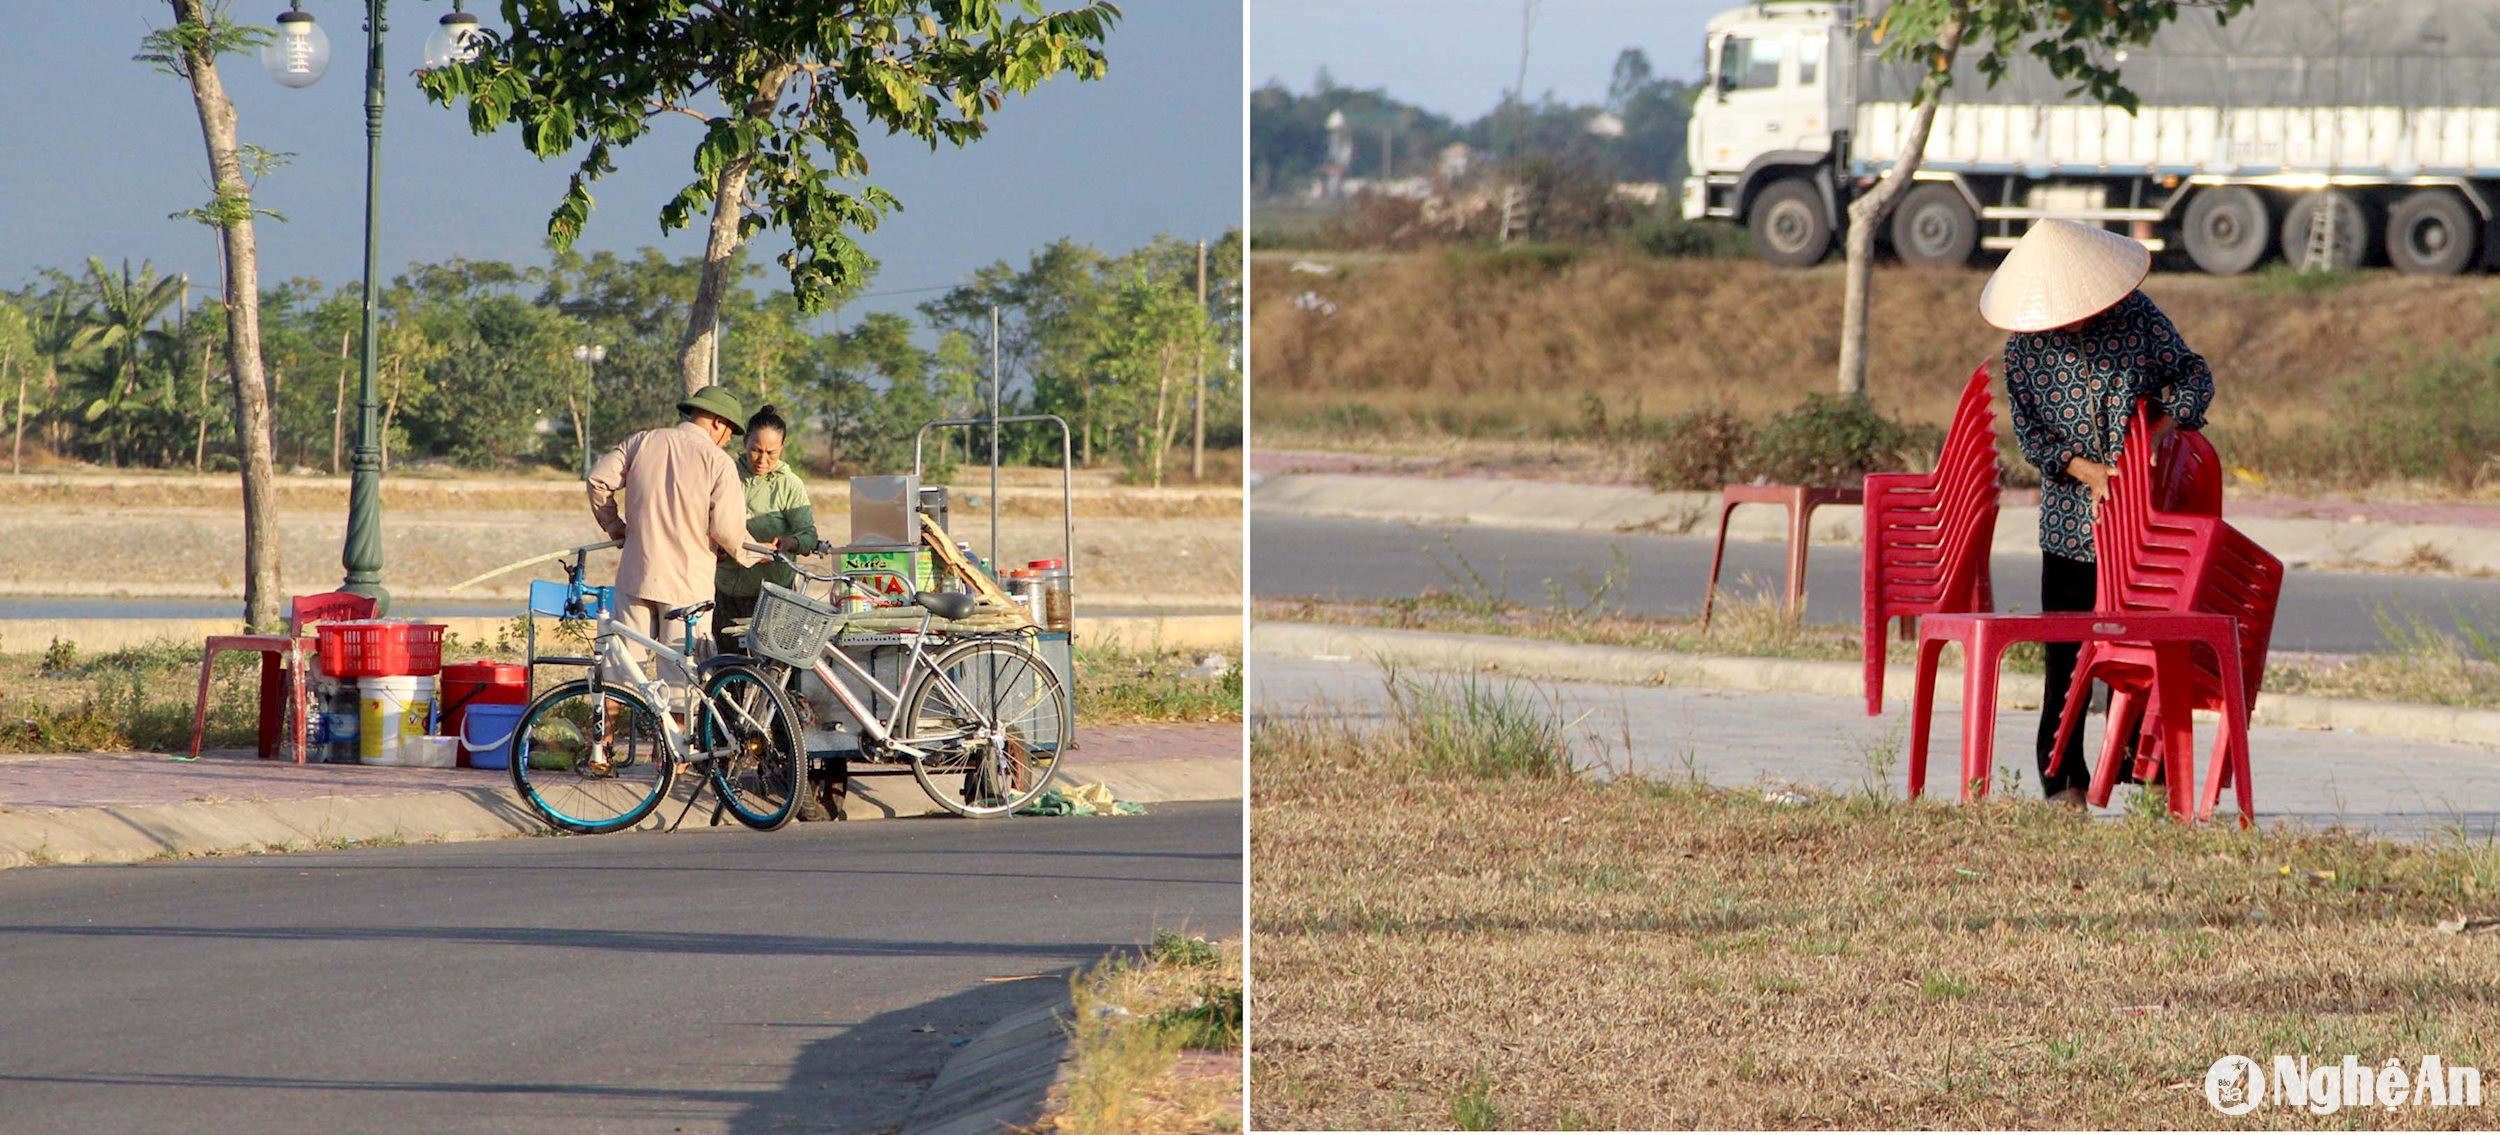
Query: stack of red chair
1861 360 2002 715
2050 405 2284 823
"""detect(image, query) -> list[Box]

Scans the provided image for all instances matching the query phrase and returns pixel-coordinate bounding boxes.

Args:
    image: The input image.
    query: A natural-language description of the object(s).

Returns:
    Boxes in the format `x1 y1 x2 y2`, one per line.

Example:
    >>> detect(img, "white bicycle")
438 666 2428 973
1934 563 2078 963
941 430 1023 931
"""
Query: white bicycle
740 544 1071 817
508 543 805 834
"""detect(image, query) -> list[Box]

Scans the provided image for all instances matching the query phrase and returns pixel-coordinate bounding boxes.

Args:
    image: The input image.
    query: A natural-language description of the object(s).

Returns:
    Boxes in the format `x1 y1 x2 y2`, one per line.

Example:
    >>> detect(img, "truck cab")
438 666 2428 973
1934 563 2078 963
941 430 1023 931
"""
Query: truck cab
1683 2 1853 265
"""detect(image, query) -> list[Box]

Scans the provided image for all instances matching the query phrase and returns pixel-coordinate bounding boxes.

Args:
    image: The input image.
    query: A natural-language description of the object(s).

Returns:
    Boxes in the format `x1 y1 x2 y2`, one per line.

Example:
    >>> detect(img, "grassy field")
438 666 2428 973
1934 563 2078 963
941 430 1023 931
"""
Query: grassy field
1251 250 2500 494
1249 706 2500 1130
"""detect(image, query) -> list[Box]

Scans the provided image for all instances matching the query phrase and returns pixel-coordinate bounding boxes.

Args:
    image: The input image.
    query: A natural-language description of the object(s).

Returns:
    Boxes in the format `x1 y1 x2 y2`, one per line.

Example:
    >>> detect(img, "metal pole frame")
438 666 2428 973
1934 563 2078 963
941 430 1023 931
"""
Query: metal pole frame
911 414 1075 588
339 0 390 610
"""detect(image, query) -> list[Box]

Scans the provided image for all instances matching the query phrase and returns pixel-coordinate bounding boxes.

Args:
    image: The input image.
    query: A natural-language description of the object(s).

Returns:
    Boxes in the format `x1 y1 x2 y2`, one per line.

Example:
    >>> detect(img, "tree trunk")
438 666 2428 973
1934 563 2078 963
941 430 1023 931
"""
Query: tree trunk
170 0 283 632
676 65 796 397
382 356 401 474
194 338 214 472
1835 5 1967 399
567 390 587 478
331 329 349 474
7 349 20 475
1192 240 1206 482
1151 354 1171 489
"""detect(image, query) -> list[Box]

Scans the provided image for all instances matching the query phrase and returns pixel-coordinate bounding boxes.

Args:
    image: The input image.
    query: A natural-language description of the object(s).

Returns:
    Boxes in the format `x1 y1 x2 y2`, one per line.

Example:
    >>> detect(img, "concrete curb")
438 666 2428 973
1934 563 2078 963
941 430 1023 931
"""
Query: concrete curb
0 613 1242 656
0 749 1244 871
1251 621 2500 751
1251 471 2500 576
898 996 1074 1135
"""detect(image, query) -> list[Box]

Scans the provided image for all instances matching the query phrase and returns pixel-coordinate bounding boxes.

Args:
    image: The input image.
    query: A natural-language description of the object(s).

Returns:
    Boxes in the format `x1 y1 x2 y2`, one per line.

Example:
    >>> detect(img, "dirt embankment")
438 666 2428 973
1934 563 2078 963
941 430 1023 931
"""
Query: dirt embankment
0 472 1242 604
1252 251 2500 438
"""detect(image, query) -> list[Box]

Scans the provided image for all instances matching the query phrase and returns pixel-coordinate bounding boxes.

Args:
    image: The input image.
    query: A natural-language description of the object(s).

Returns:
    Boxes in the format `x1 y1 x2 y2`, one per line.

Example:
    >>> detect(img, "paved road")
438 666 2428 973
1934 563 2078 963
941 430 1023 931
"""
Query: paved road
1251 514 2500 657
1253 653 2500 840
0 803 1241 1135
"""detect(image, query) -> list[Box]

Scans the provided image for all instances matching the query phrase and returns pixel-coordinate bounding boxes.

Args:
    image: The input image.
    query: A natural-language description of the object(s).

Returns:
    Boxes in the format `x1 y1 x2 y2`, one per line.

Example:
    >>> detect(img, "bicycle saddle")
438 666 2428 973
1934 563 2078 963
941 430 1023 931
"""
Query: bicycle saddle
663 599 717 622
912 591 977 621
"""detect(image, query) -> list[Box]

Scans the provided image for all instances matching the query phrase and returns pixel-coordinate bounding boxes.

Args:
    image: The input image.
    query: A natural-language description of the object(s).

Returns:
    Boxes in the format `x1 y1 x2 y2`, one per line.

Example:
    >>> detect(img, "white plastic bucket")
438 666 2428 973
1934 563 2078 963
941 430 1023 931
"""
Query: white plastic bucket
359 675 437 765
408 735 460 769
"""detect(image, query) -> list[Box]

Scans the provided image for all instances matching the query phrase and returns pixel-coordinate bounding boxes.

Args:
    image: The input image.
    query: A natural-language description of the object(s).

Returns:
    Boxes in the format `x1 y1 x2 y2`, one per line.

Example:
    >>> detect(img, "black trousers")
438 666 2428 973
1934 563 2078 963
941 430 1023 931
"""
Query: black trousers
712 590 760 658
2037 552 2100 796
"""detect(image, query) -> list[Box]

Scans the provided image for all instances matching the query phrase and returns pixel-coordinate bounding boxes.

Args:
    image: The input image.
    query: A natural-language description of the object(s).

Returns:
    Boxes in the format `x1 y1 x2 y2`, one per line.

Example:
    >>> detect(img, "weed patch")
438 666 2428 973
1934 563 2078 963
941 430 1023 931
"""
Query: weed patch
1037 932 1242 1135
1074 647 1243 724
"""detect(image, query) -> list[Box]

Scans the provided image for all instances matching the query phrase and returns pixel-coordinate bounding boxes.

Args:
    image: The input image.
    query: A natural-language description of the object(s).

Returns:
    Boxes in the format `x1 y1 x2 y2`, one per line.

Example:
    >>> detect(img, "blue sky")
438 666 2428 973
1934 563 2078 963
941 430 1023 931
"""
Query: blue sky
1252 0 1717 117
0 2 1243 330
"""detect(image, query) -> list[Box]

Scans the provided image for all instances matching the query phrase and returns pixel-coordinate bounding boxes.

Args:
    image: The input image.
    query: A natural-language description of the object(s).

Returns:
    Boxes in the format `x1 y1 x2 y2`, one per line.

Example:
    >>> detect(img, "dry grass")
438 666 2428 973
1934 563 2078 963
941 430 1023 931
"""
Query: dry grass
1256 595 2046 676
1252 251 2500 493
0 468 1242 519
1249 716 2500 1130
2266 616 2500 710
1034 931 1244 1135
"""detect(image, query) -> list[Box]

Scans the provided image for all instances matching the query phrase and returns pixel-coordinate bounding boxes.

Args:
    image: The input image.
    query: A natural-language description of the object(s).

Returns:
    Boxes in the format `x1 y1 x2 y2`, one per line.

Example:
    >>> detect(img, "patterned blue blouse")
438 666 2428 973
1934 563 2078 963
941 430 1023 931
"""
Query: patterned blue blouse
2002 289 2214 561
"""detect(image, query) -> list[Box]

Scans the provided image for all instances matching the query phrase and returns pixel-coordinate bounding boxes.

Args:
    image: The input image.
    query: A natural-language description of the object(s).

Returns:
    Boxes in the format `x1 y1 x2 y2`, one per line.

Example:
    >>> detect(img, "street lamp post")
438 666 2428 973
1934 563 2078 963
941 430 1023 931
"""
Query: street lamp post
264 0 481 613
572 343 604 479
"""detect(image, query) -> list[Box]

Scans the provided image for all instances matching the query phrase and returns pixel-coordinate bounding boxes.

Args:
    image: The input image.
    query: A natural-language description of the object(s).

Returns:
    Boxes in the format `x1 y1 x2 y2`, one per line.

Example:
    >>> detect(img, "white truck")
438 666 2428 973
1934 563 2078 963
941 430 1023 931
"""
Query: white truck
1682 0 2500 275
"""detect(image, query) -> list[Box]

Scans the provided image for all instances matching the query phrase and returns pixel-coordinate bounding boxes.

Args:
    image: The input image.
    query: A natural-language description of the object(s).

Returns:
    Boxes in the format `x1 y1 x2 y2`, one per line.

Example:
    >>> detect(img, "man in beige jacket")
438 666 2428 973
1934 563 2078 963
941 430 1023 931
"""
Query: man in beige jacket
586 385 768 690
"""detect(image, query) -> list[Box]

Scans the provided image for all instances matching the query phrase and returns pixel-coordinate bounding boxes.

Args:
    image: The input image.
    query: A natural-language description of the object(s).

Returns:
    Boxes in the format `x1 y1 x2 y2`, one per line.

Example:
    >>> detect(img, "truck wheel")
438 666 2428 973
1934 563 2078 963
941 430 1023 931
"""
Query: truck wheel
2180 186 2271 275
1890 184 1978 268
2279 190 2373 271
1749 179 1832 267
2386 189 2479 276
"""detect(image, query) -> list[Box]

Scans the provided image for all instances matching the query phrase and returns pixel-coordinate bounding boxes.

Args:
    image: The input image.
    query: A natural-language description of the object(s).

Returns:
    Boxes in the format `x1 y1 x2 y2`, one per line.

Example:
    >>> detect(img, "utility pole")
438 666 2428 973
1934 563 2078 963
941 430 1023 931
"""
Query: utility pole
1192 240 1207 481
1513 0 1541 106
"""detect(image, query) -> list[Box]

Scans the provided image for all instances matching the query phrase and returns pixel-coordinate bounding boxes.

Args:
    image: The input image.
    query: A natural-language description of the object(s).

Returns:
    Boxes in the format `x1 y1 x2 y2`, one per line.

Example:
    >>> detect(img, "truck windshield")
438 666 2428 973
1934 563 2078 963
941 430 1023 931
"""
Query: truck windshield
1721 36 1785 91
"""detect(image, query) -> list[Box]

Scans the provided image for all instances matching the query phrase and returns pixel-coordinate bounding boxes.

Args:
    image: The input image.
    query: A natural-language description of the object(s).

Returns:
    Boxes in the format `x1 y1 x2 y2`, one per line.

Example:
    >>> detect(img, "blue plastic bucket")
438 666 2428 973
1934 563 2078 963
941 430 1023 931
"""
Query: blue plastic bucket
460 702 527 771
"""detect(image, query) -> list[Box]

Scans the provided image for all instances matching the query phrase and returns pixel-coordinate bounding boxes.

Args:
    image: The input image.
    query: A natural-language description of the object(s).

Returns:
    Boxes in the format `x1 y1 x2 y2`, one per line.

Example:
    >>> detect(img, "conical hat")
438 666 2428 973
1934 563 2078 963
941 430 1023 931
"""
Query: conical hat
1979 219 2152 332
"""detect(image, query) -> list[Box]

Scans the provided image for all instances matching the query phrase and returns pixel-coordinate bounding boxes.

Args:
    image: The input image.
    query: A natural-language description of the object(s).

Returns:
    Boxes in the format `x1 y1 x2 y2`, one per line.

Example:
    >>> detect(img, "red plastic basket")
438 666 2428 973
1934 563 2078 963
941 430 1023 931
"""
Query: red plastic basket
317 620 446 678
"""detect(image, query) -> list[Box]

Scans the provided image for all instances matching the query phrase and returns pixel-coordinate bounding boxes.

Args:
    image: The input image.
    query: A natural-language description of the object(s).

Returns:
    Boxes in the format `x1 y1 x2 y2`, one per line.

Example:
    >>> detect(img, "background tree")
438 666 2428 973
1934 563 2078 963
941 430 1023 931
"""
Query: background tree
1834 0 2249 398
419 0 1118 397
0 301 31 474
142 0 286 630
1087 263 1210 487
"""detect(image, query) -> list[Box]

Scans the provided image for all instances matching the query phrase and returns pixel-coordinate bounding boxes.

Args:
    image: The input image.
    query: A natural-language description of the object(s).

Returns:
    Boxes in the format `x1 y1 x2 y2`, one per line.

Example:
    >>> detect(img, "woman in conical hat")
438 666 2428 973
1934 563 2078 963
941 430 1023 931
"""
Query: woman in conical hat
1985 219 2215 809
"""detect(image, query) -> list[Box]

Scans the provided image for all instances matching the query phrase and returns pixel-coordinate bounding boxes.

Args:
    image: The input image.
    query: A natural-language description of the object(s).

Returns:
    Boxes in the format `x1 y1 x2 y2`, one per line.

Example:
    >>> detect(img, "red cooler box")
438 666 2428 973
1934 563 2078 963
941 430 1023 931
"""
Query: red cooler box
439 661 529 768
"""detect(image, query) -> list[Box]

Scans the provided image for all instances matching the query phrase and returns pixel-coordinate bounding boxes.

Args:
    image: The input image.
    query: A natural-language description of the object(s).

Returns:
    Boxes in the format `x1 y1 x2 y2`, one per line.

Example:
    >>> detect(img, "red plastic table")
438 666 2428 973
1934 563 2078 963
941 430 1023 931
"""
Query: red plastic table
1907 611 2248 820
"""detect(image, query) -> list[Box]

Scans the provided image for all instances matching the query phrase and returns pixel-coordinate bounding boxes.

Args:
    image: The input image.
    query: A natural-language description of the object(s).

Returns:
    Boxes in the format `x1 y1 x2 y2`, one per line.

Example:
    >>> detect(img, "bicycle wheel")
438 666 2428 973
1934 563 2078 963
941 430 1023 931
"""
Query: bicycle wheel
510 679 673 834
899 638 1070 817
697 662 806 831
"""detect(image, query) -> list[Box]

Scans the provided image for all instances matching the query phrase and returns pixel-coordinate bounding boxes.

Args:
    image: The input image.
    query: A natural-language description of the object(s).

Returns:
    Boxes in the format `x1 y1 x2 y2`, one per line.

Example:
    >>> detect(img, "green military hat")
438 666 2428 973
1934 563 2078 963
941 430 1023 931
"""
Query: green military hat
678 385 747 435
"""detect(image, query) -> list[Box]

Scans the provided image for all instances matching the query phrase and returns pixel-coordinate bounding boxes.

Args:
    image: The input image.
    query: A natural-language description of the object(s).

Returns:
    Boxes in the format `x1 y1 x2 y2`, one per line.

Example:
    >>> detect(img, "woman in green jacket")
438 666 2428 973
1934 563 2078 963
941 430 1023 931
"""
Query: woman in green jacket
713 404 821 656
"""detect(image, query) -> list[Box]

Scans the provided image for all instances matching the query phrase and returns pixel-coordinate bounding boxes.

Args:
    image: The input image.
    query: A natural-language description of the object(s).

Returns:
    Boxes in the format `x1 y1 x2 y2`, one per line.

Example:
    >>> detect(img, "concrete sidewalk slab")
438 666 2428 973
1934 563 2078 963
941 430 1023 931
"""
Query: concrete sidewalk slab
899 998 1074 1135
0 721 1241 870
1253 470 2500 576
1250 621 2500 752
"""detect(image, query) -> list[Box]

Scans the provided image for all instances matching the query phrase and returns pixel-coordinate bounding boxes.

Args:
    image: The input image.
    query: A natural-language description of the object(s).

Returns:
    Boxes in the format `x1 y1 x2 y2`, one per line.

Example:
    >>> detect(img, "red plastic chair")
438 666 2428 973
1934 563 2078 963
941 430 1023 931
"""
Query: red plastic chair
2047 408 2282 824
1861 360 2002 714
187 592 377 763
